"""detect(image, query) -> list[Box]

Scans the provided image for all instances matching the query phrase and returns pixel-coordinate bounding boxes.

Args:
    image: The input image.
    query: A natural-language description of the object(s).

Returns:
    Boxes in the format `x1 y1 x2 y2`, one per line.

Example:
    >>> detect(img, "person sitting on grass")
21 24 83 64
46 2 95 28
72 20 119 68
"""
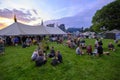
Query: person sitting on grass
95 38 99 48
14 37 19 46
80 39 86 49
55 50 63 63
22 42 27 48
51 50 62 66
70 40 76 49
108 42 115 51
92 48 98 56
76 45 83 55
57 37 63 44
114 39 118 44
81 43 86 49
31 49 38 61
35 49 47 66
97 44 103 57
48 46 55 58
86 45 92 55
32 38 37 45
80 39 85 46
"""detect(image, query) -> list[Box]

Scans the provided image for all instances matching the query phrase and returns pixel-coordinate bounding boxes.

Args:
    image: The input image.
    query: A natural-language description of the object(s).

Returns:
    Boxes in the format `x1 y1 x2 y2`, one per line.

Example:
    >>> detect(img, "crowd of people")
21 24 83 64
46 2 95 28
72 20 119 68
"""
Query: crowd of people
4 36 45 46
29 34 119 67
65 35 118 57
0 35 119 67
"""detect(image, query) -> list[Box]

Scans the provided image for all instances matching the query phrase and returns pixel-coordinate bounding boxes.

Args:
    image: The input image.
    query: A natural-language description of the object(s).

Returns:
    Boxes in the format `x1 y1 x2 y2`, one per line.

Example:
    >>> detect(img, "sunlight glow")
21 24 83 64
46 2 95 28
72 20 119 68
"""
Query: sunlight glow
0 17 14 29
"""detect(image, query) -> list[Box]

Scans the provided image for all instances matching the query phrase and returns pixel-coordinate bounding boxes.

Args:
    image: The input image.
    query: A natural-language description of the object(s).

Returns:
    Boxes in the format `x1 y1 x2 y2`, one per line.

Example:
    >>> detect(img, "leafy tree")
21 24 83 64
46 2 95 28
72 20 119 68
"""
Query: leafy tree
83 26 94 32
91 0 120 31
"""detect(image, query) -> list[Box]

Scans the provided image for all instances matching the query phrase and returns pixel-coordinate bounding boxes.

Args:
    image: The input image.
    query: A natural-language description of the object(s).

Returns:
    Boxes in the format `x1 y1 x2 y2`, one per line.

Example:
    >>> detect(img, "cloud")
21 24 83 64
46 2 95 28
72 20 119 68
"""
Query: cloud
0 8 38 22
51 0 114 20
45 0 114 28
13 9 37 22
0 0 114 29
0 9 13 18
32 9 38 15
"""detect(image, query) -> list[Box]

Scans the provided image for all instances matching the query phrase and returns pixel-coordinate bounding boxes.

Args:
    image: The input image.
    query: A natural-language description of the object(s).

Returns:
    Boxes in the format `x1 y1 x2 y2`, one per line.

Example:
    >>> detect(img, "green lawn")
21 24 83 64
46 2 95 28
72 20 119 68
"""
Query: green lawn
0 39 120 80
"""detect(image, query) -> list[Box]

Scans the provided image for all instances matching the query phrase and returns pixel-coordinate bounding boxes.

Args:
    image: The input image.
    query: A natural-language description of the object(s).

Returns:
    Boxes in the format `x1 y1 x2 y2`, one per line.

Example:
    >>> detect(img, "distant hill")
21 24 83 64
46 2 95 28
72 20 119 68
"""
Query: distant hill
66 28 82 33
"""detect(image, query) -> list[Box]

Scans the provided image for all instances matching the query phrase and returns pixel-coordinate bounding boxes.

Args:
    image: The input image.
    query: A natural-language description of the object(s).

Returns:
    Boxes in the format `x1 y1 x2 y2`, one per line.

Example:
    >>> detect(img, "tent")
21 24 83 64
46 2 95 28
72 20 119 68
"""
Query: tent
105 29 120 39
0 22 66 36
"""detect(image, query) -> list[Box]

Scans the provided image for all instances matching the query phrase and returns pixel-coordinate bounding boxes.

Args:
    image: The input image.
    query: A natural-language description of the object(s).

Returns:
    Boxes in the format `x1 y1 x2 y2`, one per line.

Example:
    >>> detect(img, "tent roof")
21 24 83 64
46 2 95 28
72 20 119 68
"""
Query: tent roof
0 22 25 36
106 29 120 33
0 22 66 36
46 27 66 35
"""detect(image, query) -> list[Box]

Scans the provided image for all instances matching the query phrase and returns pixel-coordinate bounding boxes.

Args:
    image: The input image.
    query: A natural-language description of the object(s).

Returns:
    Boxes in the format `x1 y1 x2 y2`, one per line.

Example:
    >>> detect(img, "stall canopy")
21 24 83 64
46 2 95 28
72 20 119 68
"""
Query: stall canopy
105 29 120 39
0 22 66 36
106 29 120 33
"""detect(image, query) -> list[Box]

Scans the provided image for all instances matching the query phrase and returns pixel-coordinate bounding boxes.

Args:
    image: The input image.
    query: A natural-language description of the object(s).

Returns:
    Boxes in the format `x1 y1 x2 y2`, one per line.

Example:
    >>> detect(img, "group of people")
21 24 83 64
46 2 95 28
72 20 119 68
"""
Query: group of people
1 34 118 67
75 38 117 57
66 36 102 56
5 36 45 47
93 39 103 56
31 46 63 67
66 37 86 49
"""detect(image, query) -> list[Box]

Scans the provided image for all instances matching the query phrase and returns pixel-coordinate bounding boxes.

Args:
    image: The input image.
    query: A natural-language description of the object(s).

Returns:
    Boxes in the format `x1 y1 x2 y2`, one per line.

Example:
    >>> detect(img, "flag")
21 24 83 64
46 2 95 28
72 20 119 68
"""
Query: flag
14 14 17 22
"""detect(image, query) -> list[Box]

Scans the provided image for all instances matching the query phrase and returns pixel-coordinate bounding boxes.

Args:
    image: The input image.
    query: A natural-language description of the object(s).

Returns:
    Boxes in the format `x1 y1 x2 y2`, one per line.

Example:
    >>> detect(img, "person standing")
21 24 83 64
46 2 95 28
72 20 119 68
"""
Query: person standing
0 38 5 54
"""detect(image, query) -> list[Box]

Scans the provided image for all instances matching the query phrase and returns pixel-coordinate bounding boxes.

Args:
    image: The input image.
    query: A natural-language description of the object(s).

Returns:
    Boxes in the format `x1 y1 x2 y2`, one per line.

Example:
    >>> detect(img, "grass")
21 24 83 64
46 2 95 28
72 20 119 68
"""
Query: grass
0 39 120 80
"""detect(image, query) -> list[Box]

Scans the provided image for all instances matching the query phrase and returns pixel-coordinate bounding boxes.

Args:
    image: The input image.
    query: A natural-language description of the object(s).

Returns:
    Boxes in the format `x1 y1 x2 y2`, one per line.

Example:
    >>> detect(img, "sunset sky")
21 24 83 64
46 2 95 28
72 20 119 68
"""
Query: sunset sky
0 0 114 29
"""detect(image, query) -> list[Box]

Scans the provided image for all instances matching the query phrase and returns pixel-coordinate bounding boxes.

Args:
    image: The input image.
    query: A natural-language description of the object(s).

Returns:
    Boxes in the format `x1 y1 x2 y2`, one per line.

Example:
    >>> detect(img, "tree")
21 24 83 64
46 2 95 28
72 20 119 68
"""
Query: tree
91 0 120 31
58 24 66 32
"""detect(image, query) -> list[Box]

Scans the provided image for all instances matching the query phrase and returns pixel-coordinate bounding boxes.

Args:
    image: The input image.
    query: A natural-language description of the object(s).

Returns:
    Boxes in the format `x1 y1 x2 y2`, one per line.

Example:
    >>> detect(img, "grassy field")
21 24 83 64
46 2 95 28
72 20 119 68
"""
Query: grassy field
0 39 120 80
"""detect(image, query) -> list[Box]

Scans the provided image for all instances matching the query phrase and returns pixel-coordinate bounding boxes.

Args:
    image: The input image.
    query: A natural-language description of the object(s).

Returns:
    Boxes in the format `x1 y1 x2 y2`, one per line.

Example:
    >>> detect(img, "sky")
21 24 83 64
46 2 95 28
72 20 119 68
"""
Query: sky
0 0 114 29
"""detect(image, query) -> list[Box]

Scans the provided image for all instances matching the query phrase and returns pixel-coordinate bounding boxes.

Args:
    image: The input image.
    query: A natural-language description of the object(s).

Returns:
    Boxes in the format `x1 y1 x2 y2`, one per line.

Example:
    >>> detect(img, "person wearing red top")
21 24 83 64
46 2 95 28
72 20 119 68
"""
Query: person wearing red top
86 45 92 55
